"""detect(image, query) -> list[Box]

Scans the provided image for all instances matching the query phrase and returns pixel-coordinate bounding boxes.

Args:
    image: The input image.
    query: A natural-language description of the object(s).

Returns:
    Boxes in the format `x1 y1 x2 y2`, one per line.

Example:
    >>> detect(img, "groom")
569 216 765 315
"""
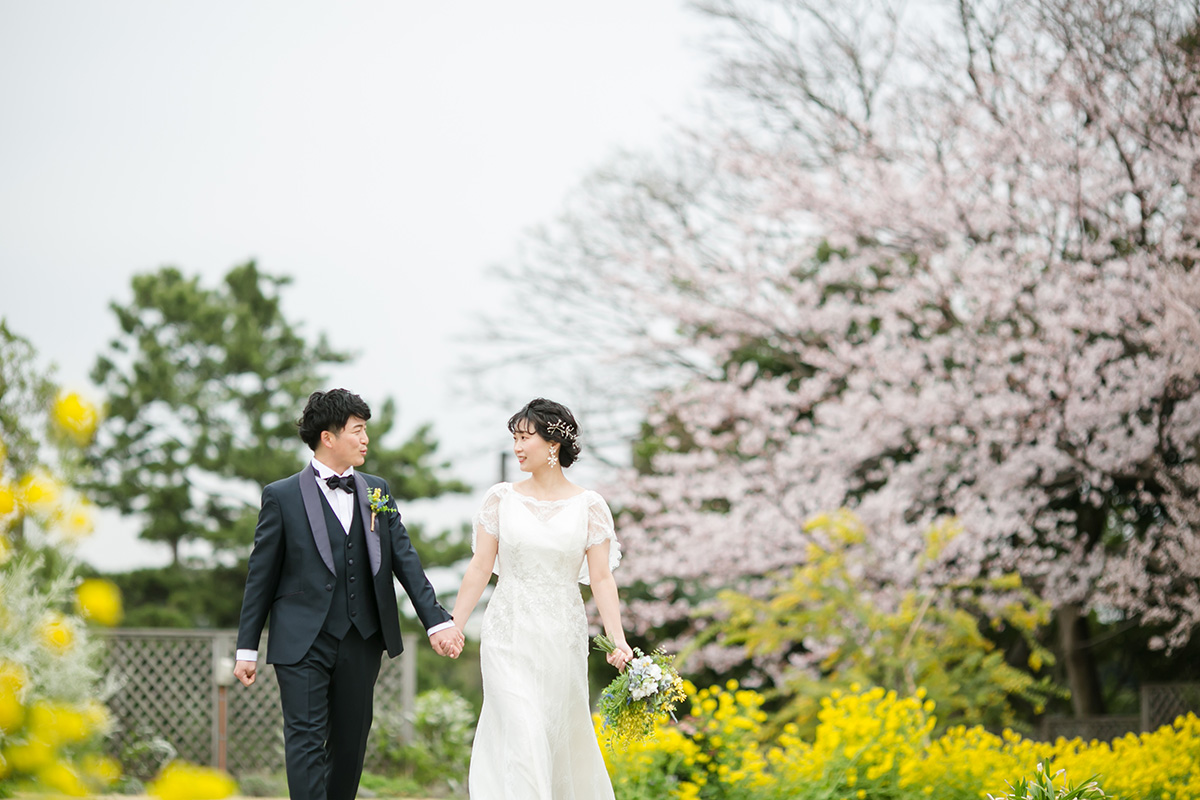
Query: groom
233 389 464 800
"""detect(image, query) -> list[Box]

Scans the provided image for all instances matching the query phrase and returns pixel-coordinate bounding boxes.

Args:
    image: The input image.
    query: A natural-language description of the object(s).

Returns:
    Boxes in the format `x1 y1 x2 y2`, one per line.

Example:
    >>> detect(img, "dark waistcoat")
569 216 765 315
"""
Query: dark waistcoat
320 497 381 640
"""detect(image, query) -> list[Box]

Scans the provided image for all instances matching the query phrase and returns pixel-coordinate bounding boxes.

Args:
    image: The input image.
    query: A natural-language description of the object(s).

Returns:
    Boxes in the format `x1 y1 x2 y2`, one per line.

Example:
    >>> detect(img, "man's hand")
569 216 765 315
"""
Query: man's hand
429 627 465 659
233 660 257 687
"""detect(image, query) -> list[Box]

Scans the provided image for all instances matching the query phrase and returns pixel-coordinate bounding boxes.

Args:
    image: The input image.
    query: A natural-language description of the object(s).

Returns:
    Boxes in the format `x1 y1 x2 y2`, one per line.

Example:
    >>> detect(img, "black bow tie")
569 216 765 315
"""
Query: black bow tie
324 473 356 494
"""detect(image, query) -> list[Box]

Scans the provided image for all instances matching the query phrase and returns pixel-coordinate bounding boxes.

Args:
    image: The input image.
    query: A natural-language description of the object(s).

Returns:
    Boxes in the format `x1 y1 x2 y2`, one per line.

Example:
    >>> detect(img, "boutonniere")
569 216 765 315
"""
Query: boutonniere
368 487 394 532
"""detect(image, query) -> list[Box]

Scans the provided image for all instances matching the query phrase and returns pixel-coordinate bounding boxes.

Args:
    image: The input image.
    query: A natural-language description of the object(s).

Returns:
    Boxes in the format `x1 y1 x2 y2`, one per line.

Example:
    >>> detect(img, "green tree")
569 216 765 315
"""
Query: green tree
87 263 471 627
89 262 351 563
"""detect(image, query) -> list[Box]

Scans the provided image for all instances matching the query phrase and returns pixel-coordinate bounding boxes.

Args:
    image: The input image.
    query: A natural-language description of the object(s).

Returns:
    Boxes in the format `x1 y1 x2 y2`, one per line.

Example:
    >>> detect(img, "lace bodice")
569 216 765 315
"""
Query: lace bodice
471 482 621 585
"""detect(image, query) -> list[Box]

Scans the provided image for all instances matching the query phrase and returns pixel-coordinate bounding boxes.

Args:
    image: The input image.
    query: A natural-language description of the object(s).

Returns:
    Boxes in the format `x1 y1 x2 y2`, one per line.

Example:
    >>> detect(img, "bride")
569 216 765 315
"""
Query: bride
449 398 633 799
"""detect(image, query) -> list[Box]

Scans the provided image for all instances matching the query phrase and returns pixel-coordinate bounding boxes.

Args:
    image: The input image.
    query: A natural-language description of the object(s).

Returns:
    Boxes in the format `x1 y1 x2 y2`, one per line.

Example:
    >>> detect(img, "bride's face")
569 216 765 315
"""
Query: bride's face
512 420 555 472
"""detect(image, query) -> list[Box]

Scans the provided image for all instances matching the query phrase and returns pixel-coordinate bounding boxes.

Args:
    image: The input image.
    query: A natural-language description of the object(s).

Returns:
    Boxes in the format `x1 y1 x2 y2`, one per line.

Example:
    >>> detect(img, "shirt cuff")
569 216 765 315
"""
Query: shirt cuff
427 621 456 637
236 649 258 662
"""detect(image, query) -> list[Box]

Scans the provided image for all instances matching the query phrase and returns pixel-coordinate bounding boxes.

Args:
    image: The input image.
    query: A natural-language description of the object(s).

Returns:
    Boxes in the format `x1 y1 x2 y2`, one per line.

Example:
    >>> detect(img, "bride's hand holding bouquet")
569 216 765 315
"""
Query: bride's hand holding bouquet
593 634 688 747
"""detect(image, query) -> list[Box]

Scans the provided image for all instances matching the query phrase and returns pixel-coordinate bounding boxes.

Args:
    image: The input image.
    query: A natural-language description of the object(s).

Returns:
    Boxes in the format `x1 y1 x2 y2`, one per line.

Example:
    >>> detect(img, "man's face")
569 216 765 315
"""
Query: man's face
323 415 369 471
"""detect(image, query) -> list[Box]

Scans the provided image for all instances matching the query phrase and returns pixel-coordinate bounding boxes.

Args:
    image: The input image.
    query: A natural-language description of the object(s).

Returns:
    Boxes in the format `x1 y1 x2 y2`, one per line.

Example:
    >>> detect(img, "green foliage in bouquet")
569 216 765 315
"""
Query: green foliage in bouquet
594 635 687 747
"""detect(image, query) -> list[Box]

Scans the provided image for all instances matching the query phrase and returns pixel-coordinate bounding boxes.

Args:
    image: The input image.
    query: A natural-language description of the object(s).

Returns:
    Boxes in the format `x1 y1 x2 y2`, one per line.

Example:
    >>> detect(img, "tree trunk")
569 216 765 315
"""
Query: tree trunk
1056 603 1106 717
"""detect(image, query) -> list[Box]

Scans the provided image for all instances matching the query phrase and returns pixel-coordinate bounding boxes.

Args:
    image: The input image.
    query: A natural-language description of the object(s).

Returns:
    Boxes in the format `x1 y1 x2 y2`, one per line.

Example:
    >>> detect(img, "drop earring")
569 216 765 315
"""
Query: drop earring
547 447 559 469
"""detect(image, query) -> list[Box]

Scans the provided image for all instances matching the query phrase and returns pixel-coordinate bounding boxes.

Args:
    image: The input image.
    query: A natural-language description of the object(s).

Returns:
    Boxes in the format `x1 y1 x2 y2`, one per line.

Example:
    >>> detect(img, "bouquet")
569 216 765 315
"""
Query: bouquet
593 634 688 747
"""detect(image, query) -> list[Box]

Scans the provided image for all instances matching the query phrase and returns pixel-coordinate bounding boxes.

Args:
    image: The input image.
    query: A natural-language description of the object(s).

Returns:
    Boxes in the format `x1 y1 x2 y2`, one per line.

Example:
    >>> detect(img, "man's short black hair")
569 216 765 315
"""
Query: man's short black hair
297 389 372 451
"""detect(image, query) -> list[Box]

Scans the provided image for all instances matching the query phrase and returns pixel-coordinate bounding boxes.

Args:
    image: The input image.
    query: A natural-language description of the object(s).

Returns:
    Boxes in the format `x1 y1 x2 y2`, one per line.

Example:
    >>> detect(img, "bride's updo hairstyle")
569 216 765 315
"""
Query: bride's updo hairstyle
508 398 582 468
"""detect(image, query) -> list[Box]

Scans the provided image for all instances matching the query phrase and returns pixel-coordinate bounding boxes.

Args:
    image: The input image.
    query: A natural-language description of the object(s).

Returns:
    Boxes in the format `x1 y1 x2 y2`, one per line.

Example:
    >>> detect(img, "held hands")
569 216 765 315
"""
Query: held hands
430 626 465 659
233 660 257 687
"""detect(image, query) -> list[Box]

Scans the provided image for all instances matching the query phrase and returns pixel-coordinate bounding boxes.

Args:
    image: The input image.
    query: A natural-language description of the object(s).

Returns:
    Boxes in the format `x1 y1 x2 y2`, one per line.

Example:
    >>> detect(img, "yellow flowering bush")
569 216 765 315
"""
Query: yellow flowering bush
0 552 119 796
602 683 1200 800
0 371 125 796
708 510 1059 739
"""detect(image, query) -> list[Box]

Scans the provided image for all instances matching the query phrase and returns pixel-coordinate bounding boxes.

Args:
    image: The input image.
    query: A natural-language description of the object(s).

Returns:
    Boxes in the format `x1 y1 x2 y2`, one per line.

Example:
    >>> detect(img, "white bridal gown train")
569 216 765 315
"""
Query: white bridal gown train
467 482 621 800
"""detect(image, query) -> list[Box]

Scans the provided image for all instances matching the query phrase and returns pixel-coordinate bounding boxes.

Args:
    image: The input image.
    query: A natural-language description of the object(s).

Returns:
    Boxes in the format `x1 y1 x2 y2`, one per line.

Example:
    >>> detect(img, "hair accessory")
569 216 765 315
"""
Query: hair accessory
546 419 578 443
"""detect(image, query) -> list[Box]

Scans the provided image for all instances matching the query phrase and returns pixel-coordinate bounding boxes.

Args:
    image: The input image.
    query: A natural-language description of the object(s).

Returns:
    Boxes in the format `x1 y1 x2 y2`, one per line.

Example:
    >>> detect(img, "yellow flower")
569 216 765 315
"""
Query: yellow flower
52 391 99 445
37 761 88 796
4 738 53 772
18 471 60 512
75 578 123 626
60 501 95 539
149 761 237 800
29 700 95 746
0 482 15 517
40 612 75 653
82 753 122 786
0 661 27 733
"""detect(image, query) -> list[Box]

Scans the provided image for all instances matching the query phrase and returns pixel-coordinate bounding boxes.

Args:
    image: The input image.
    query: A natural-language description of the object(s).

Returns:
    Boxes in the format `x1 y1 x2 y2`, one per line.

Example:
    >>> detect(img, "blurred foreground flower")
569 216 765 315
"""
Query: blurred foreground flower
149 761 237 800
75 578 123 626
51 392 98 446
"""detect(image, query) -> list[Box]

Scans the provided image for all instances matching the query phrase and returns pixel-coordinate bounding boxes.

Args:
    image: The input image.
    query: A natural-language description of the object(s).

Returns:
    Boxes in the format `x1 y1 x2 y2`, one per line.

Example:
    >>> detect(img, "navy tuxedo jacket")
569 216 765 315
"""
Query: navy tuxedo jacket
235 468 451 665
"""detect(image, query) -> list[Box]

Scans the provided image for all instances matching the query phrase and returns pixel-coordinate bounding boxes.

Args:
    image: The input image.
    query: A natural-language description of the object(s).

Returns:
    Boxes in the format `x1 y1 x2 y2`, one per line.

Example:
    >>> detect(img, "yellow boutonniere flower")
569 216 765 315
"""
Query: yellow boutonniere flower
367 487 394 532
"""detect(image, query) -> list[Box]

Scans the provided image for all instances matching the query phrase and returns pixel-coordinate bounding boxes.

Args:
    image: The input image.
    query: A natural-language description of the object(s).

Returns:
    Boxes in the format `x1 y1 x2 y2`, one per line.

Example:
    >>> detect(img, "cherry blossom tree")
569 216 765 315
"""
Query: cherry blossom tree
498 0 1200 713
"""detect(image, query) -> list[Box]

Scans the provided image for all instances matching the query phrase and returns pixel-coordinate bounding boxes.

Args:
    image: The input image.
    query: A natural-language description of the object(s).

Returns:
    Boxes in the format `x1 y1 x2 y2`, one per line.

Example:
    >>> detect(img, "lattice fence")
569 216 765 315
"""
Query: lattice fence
99 629 415 778
1039 714 1141 743
1142 682 1200 730
1037 683 1200 742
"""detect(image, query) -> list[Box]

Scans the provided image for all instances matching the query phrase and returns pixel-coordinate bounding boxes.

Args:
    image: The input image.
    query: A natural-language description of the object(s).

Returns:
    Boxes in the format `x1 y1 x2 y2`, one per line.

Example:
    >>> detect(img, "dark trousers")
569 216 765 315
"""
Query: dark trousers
274 628 384 800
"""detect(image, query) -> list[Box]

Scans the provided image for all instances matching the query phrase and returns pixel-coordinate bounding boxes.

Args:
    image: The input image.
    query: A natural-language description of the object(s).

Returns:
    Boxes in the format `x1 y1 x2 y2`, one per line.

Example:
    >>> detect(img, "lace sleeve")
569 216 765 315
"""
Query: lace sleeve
579 491 621 585
472 483 505 576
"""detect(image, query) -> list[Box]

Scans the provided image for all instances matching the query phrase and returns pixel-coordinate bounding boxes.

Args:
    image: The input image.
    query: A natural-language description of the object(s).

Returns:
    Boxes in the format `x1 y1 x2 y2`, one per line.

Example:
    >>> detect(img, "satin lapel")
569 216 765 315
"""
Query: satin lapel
354 473 382 575
298 469 336 575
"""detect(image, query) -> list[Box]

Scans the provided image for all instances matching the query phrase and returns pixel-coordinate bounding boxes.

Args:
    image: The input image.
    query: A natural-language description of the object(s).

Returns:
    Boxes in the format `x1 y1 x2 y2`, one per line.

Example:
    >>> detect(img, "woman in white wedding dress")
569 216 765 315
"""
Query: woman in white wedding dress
449 398 633 800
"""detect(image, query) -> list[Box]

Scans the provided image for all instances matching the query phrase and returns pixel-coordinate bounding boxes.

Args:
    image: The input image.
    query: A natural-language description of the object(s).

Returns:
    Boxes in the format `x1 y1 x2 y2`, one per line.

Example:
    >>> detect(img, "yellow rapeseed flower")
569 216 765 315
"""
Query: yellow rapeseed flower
75 578 123 626
149 761 237 800
51 391 99 446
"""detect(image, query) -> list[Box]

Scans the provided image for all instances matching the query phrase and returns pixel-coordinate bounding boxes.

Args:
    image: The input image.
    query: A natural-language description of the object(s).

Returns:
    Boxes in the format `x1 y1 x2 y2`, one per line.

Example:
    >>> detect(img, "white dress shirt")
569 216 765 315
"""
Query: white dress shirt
235 458 453 663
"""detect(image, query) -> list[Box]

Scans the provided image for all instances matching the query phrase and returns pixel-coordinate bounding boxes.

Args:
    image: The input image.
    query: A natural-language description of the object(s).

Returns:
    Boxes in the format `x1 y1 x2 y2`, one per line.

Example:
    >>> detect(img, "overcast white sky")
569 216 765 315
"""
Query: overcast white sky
0 1 713 571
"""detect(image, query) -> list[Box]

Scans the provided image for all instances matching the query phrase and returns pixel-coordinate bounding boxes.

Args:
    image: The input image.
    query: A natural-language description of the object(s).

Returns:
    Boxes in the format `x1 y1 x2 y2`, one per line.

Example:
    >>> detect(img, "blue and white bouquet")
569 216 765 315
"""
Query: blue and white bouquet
593 634 687 746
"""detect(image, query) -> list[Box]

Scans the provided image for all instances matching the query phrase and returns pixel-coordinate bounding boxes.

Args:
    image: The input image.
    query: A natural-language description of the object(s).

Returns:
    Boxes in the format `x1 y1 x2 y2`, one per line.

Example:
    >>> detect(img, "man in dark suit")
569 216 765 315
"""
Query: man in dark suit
233 389 464 800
